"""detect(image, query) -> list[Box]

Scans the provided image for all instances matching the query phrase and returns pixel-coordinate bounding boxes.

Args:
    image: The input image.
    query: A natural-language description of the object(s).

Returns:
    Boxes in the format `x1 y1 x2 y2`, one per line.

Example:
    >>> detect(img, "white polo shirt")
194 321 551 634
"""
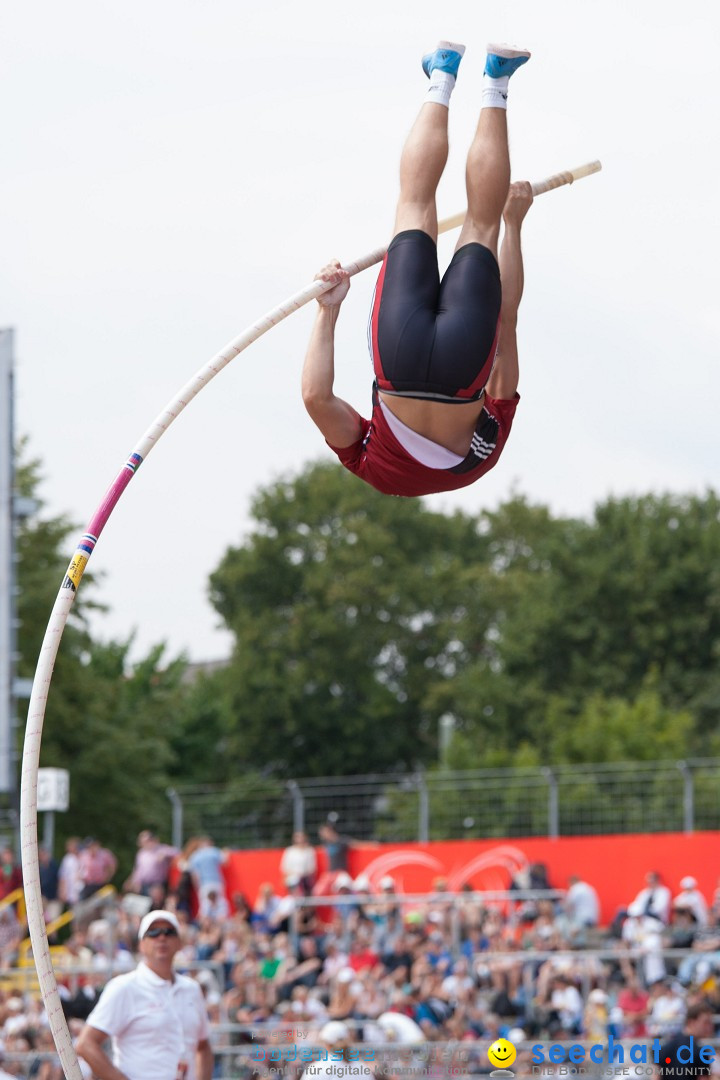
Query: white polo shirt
85 962 210 1080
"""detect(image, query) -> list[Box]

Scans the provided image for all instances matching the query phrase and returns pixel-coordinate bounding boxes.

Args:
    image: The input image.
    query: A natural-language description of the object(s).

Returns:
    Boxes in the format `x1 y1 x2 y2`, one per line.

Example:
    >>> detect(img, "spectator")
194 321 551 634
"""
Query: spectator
280 831 317 894
319 821 351 873
647 977 686 1038
584 988 609 1041
673 877 709 927
77 837 117 900
0 846 22 901
658 999 715 1078
0 905 21 968
198 885 230 922
58 836 83 909
186 836 229 905
123 830 178 899
616 963 650 1037
38 845 62 922
631 871 672 925
622 901 667 985
549 973 584 1036
76 909 212 1080
677 911 720 986
564 874 600 931
301 1020 375 1079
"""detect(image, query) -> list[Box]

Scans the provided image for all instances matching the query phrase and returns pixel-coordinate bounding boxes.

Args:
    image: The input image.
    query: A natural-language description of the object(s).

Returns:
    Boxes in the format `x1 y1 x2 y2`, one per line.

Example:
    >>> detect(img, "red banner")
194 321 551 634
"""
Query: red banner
221 832 720 924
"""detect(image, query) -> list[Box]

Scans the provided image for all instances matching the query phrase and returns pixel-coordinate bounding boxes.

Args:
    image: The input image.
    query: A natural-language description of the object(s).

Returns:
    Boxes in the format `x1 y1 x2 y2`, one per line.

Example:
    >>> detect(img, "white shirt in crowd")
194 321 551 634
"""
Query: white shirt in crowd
280 843 317 883
551 984 584 1030
85 961 209 1080
673 882 709 926
375 1011 425 1045
631 883 672 924
565 880 600 926
58 850 83 906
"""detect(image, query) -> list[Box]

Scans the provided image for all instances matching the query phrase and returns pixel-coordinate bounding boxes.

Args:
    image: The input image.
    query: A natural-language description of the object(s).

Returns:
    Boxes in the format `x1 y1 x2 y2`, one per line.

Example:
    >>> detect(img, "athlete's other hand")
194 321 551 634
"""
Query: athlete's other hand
315 261 350 307
503 182 534 227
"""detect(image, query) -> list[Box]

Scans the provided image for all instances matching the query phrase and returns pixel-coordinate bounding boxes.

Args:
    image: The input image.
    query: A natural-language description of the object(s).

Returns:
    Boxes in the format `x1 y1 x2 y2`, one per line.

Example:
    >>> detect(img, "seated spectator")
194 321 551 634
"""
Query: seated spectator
622 901 666 985
77 837 117 900
327 967 360 1020
251 883 282 934
630 870 672 925
665 906 698 950
548 973 584 1036
677 911 720 986
646 977 686 1038
0 846 22 901
564 874 600 933
38 845 61 923
673 877 709 926
199 885 230 922
616 963 650 1037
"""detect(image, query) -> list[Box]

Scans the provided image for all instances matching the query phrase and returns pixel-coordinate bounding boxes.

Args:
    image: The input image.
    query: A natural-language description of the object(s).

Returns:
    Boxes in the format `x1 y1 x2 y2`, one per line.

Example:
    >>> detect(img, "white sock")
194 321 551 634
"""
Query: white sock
482 73 509 110
426 70 457 109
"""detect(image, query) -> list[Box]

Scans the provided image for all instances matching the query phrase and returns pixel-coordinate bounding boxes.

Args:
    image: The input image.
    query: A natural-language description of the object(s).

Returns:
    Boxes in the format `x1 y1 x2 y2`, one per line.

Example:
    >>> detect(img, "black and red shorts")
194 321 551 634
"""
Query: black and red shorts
368 229 502 402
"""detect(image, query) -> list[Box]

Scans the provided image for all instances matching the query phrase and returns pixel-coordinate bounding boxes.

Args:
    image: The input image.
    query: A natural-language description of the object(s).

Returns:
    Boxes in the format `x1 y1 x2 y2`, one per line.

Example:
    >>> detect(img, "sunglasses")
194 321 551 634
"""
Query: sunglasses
145 926 179 939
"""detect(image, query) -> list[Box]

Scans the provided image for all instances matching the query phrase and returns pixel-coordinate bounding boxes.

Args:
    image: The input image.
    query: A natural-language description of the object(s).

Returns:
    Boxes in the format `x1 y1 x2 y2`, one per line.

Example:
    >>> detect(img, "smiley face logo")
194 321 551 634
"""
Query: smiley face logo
488 1038 517 1069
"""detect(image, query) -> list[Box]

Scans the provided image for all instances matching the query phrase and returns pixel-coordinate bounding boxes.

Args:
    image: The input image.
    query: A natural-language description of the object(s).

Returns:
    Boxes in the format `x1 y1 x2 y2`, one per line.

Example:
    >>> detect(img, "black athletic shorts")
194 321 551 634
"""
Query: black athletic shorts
368 229 502 402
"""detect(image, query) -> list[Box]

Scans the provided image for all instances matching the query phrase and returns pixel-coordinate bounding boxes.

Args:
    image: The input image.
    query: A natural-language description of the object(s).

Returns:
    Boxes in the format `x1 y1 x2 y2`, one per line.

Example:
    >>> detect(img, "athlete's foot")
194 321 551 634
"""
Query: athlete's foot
484 43 531 79
422 41 466 78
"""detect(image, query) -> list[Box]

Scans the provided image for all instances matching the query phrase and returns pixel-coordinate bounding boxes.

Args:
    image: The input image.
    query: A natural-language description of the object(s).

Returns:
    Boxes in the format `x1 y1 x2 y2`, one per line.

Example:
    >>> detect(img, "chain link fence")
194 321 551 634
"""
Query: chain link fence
168 758 720 849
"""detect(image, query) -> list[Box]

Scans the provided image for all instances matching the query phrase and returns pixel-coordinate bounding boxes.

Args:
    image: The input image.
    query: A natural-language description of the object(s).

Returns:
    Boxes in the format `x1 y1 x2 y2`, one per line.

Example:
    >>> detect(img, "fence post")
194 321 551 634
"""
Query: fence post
287 780 305 833
676 761 694 834
166 788 184 849
542 767 559 839
417 771 429 843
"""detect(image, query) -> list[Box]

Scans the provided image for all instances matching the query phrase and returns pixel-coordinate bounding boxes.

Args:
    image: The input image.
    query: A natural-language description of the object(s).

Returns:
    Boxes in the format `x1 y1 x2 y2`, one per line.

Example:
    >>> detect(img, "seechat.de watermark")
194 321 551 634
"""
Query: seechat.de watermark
530 1036 715 1075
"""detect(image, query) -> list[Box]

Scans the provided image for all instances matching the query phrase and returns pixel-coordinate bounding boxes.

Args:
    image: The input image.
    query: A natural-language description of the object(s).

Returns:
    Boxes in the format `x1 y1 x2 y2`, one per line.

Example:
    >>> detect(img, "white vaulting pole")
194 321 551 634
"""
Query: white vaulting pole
21 158 601 1078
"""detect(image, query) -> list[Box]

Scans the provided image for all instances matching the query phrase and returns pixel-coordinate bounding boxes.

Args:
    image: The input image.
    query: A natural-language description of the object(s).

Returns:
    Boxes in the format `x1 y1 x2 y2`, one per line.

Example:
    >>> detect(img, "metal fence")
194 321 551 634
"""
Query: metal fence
169 757 720 849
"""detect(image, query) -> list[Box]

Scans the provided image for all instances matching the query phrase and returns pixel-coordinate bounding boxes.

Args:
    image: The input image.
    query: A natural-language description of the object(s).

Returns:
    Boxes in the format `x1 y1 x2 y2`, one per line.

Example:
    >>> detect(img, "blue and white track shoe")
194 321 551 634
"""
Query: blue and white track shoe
484 43 531 79
422 41 466 79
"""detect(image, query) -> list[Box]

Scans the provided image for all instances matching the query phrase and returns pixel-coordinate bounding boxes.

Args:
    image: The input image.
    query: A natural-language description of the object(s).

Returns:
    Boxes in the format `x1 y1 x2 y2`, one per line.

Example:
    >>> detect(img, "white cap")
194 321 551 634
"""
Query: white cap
588 989 608 1003
680 876 697 890
333 871 353 891
320 1020 350 1045
336 967 354 983
138 909 181 940
379 876 395 889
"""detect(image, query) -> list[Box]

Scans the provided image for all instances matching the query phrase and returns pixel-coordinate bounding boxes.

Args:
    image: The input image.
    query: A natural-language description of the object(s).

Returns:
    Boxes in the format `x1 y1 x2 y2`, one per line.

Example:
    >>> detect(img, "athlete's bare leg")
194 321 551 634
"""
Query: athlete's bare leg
392 102 449 241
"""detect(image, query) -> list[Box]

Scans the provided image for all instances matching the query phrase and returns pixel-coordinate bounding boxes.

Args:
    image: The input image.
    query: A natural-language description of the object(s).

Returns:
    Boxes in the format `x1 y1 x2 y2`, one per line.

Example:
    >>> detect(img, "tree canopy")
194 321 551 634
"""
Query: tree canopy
206 462 720 778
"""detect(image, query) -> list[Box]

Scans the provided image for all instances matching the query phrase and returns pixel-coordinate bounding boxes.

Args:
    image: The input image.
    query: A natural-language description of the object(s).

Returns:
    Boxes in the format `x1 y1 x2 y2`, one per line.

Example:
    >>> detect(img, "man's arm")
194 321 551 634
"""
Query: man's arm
485 181 533 401
76 1025 128 1080
301 261 364 448
196 1038 214 1080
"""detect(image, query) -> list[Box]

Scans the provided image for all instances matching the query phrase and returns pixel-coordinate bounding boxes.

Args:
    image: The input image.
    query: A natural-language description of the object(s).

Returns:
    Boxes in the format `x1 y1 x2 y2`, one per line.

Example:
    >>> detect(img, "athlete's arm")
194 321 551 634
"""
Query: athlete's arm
485 182 533 400
302 262 365 448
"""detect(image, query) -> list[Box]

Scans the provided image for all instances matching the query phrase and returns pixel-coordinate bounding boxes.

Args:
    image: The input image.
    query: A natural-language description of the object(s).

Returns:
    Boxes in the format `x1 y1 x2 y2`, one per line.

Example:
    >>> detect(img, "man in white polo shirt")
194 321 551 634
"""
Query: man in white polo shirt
76 910 212 1080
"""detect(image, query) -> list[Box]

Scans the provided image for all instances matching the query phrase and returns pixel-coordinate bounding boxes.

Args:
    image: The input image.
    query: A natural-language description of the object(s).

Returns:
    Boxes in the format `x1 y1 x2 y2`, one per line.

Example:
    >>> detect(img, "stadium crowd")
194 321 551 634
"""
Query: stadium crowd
0 832 719 1078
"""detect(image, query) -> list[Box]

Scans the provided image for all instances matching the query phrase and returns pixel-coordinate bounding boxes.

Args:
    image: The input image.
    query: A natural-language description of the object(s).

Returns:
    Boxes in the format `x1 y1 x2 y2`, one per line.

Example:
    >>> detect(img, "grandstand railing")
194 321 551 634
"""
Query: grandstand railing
169 757 720 848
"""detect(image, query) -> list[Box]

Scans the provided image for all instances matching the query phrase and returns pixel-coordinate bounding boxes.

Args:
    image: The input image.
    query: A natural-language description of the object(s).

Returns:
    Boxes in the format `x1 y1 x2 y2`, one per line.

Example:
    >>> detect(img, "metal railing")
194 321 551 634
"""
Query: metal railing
169 758 720 848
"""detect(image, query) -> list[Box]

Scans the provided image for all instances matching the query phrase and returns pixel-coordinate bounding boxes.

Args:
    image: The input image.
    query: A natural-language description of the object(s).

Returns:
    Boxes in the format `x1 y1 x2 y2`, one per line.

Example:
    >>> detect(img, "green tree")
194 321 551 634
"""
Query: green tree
15 448 189 874
208 461 484 777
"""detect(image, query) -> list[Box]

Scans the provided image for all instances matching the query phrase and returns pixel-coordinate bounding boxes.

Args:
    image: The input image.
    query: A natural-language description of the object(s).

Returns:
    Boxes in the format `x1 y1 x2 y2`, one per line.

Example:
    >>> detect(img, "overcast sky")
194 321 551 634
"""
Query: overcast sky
2 0 719 665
